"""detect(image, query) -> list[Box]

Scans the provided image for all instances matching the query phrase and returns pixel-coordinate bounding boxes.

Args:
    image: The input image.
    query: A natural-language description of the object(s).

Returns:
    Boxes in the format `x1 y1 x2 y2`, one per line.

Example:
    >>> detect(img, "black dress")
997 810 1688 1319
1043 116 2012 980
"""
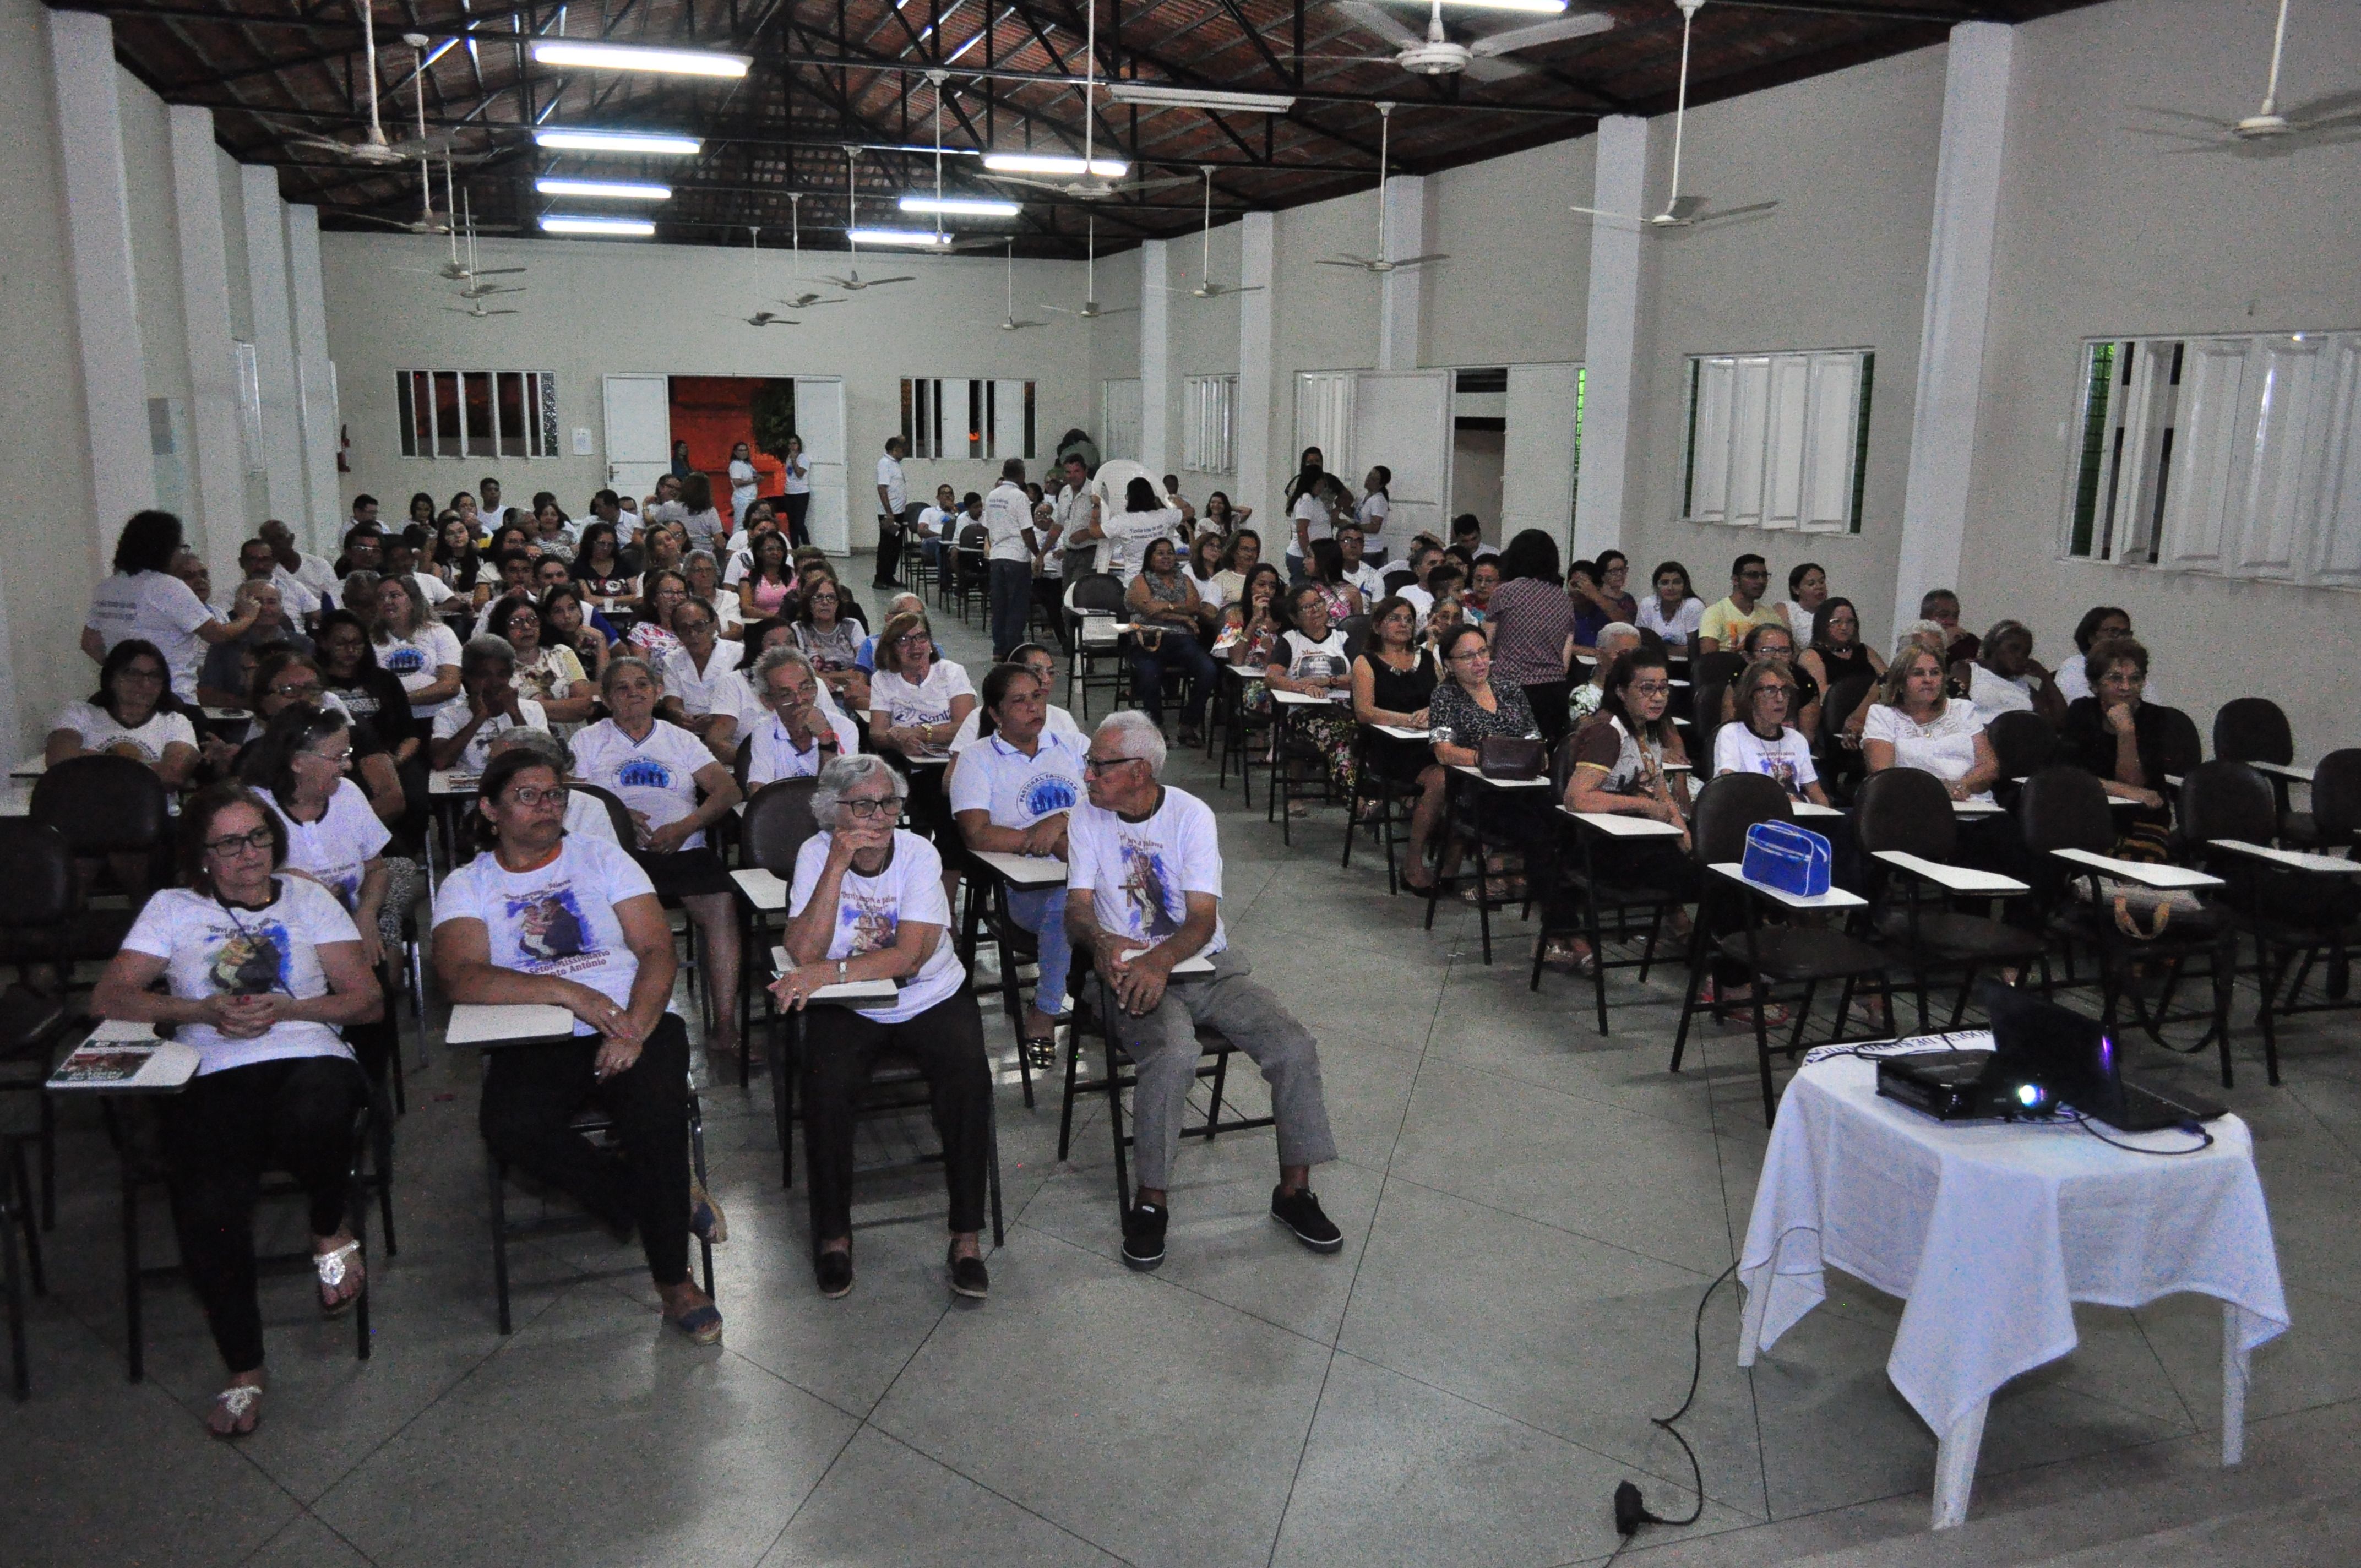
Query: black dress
1358 651 1440 784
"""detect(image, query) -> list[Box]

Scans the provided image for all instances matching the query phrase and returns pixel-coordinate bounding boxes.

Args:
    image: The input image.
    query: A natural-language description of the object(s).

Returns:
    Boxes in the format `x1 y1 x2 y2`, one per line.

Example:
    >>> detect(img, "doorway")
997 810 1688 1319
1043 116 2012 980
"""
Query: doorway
668 375 793 532
602 374 851 552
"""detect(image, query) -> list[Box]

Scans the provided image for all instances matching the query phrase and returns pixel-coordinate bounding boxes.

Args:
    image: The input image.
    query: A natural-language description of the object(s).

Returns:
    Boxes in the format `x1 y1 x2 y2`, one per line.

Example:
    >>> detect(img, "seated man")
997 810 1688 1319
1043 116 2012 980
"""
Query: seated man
1064 711 1343 1271
431 747 726 1345
743 646 859 786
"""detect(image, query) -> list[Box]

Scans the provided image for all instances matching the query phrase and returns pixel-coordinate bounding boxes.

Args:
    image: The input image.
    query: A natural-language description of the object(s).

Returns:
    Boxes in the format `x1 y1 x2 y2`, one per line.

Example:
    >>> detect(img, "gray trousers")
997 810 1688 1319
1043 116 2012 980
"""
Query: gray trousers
1101 947 1337 1193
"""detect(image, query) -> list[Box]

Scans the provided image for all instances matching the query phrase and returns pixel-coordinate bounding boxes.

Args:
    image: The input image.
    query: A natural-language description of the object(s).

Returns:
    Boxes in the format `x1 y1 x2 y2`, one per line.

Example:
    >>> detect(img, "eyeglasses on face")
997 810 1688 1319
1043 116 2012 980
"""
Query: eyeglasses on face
204 827 275 857
502 786 567 807
117 666 167 684
269 680 321 698
839 797 902 819
1629 682 1673 697
1083 755 1144 775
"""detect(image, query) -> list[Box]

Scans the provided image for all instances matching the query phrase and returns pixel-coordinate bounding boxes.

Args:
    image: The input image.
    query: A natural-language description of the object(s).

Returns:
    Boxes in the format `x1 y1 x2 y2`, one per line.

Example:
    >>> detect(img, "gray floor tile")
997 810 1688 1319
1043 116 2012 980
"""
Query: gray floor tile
759 1426 1121 1567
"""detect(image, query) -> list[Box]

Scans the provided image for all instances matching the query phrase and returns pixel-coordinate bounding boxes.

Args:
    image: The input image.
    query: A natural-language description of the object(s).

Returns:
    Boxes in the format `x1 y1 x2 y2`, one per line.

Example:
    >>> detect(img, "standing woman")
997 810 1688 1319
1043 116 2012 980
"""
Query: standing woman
1482 530 1580 749
671 438 694 480
676 472 725 555
90 782 382 1436
780 433 813 548
1351 595 1445 890
371 576 463 726
47 638 201 791
868 611 978 757
572 658 744 1058
1355 466 1392 567
1634 561 1704 652
1284 469 1339 583
726 440 759 528
82 509 259 704
628 569 692 662
737 530 796 624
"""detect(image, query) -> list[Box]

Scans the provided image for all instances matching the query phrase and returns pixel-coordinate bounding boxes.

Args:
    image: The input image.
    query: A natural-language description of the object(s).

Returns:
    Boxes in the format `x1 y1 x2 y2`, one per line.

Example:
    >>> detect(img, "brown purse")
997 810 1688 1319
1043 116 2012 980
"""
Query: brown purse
1478 736 1547 781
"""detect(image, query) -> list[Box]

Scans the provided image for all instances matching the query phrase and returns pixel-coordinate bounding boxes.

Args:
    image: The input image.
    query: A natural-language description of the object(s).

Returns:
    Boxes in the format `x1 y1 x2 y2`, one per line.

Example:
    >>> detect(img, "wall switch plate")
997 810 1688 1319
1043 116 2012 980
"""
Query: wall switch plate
572 426 595 455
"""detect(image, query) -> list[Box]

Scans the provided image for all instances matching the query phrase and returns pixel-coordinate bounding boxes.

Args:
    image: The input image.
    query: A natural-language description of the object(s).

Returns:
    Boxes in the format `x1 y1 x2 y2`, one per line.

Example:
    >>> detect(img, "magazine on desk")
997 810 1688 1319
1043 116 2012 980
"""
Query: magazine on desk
49 1037 201 1091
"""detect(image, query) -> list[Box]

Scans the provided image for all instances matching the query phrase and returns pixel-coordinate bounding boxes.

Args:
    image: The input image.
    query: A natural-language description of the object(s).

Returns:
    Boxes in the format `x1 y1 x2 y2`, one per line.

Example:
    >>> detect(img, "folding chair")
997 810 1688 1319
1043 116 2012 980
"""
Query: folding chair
1853 768 2046 1032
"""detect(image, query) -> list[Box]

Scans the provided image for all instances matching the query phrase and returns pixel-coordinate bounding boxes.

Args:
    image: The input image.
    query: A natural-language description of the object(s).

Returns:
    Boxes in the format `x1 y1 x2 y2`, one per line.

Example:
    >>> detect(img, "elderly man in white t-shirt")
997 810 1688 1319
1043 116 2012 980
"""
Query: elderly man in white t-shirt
1064 711 1342 1272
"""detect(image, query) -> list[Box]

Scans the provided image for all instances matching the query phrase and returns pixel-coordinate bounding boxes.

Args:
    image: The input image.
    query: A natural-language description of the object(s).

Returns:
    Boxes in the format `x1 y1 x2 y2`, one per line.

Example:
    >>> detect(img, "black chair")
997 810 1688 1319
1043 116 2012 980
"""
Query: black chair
2 1130 42 1400
2017 765 2240 1083
13 759 169 995
2314 749 2361 853
1529 736 1690 1033
1811 673 1878 805
1341 724 1429 894
2214 696 2315 845
2153 705 2205 786
1853 768 2046 1031
580 782 716 1026
735 778 823 1092
1336 613 1372 663
1380 566 1418 597
1671 773 1895 1124
1985 709 2059 807
1688 653 1746 773
0 824 78 1231
1216 664 1275 808
949 522 991 623
1064 573 1129 718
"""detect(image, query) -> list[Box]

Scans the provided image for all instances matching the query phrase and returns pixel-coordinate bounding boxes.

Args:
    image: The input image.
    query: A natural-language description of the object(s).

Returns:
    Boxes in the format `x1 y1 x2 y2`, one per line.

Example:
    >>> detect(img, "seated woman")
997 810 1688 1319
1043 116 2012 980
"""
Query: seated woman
1301 538 1365 624
1712 661 1830 807
1428 624 1547 901
432 748 724 1346
1264 581 1360 813
486 726 617 845
1351 595 1446 891
538 584 612 686
1211 528 1263 603
1864 645 1999 804
683 551 739 638
947 644 1080 755
791 576 871 715
950 664 1087 1066
1635 560 1704 652
371 575 463 728
1564 649 1698 971
1183 532 1229 636
429 635 551 774
737 531 797 625
243 650 406 826
656 597 746 762
1124 537 1221 748
1565 559 1611 657
488 596 595 727
770 754 993 1303
868 609 977 759
1461 556 1502 626
1958 619 2068 729
2059 635 2173 827
627 569 691 662
1797 595 1882 698
572 658 745 1059
568 520 635 603
1718 622 1822 741
48 638 200 792
91 782 383 1435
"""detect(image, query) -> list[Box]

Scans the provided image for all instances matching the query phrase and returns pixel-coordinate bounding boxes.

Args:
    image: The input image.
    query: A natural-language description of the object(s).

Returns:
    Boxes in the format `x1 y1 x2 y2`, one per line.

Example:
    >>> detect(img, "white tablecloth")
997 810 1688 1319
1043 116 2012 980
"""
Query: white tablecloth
1738 1055 2289 1436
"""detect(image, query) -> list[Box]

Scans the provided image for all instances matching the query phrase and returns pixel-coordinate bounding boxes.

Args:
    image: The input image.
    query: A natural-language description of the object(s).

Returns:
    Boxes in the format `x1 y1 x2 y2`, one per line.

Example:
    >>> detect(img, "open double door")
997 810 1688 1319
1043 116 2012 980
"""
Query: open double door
602 374 851 552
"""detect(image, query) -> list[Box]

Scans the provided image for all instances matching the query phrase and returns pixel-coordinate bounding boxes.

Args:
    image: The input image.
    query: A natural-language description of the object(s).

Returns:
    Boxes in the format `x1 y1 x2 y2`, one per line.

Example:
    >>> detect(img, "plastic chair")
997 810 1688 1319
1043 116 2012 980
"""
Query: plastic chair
1064 573 1129 718
0 824 77 1231
1852 768 2046 1030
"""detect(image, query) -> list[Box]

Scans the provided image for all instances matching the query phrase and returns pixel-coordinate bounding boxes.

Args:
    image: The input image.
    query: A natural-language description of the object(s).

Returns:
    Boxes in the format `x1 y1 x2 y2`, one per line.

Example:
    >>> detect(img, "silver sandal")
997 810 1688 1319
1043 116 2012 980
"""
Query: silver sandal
315 1239 363 1316
209 1384 263 1438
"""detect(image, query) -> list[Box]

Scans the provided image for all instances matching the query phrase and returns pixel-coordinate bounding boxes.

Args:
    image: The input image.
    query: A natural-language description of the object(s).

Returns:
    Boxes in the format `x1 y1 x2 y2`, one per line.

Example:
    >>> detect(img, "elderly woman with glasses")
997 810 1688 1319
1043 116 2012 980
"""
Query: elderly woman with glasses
1713 660 1830 806
743 646 859 786
47 637 201 788
790 575 870 714
868 609 976 759
487 595 594 726
770 753 993 1304
91 782 384 1436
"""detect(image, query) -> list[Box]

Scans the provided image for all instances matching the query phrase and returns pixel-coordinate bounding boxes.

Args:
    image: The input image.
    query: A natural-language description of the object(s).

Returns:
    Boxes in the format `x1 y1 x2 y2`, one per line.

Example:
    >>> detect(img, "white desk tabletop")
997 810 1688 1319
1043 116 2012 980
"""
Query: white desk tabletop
1450 764 1552 790
445 1002 579 1046
1709 861 1867 910
1874 850 2029 895
1791 801 1846 819
770 948 899 1003
970 850 1068 886
2207 838 2361 874
731 867 790 910
1370 723 1431 742
1561 807 1684 839
2250 760 2315 784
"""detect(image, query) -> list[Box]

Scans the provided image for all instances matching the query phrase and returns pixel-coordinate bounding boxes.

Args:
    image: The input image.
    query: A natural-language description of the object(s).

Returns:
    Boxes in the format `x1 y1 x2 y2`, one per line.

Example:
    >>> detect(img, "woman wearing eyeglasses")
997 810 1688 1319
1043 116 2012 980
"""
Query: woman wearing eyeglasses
867 609 976 758
771 753 992 1304
1712 660 1830 806
790 574 871 714
91 782 384 1437
46 638 201 788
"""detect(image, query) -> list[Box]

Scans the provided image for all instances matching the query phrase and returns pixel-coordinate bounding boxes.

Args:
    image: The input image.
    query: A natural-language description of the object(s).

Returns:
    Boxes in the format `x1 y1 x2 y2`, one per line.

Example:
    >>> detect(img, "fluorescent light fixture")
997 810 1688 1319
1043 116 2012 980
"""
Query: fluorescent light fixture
898 194 1021 218
533 127 702 156
848 227 955 248
535 177 672 201
540 214 657 237
1106 83 1297 113
981 153 1128 179
1435 0 1569 10
529 40 750 77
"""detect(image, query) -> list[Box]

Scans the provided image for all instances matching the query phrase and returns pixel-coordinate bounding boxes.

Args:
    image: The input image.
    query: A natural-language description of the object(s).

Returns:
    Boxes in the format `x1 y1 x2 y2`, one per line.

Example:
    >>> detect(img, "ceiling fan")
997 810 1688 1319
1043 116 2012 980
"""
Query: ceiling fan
445 300 519 319
723 310 798 327
1317 104 1449 273
991 242 1048 330
1314 0 1614 81
977 1 1199 202
456 279 524 300
775 194 844 309
803 151 915 292
1156 168 1267 300
2130 0 2361 153
1044 215 1138 319
1570 0 1776 229
282 13 486 166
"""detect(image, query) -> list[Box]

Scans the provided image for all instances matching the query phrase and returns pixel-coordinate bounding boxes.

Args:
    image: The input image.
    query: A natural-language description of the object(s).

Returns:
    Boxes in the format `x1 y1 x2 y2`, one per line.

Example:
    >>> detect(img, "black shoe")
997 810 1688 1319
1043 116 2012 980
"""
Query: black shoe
815 1247 853 1299
947 1243 989 1300
1121 1202 1168 1271
1271 1186 1343 1254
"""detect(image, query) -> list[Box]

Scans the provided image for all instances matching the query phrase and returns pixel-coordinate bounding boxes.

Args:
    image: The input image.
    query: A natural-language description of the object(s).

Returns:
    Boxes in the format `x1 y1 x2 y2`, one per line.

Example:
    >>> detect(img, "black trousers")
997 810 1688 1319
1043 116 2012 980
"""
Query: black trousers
783 491 812 548
478 1014 692 1287
160 1055 369 1375
874 514 902 585
1033 575 1074 653
800 991 991 1244
1521 681 1573 750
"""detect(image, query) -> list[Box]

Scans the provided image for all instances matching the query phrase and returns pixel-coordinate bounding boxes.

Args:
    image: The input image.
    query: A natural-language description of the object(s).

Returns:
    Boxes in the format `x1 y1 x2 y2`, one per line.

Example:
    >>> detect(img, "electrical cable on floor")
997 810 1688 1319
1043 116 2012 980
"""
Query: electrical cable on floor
1610 1260 1738 1544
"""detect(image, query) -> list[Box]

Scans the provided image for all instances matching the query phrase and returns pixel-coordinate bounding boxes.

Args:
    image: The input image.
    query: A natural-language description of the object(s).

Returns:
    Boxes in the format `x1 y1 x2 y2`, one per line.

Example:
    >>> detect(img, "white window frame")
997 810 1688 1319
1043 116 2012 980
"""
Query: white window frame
2063 330 2361 589
901 377 1037 461
1294 371 1357 477
396 369 559 460
1680 347 1870 533
1099 378 1142 462
1183 373 1237 474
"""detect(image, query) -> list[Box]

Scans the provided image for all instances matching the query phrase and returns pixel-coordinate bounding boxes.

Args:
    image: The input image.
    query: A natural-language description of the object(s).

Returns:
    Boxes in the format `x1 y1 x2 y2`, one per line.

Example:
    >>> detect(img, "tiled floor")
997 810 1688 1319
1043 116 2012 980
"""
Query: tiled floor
7 585 2360 1566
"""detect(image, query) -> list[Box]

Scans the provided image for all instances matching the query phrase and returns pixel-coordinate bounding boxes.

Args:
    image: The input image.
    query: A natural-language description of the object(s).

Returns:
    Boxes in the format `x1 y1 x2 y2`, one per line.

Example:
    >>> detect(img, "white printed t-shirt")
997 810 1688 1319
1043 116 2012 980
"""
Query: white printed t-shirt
870 660 975 731
947 703 1081 757
1097 509 1183 581
572 717 718 849
787 829 965 1024
431 699 551 775
746 708 858 786
949 729 1086 828
1712 722 1819 799
121 877 361 1074
376 622 465 720
433 836 660 1037
1067 785 1227 957
49 701 198 765
983 481 1034 563
265 778 393 912
84 570 217 701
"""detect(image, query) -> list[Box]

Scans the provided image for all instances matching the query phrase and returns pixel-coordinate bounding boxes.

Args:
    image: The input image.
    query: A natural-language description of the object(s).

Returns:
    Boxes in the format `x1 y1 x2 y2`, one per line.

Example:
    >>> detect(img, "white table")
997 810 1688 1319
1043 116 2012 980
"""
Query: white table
8 756 44 781
1561 807 1684 839
1738 1053 2288 1530
1707 861 1865 912
2249 760 2315 786
968 850 1068 888
1791 800 1846 819
0 786 30 818
1370 723 1430 742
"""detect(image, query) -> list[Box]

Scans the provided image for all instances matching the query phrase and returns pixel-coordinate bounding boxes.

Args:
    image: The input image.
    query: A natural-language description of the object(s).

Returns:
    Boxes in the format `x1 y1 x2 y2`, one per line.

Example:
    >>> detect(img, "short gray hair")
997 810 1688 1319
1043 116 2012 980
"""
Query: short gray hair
461 633 518 679
1095 710 1167 777
488 725 574 773
1596 621 1639 649
810 752 908 823
599 654 660 696
1895 619 1946 656
753 644 817 689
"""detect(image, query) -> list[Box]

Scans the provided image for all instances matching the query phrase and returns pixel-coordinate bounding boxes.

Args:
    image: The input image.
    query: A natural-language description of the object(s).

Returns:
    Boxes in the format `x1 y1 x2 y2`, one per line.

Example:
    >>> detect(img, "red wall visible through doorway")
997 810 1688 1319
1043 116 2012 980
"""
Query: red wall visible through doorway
670 375 790 531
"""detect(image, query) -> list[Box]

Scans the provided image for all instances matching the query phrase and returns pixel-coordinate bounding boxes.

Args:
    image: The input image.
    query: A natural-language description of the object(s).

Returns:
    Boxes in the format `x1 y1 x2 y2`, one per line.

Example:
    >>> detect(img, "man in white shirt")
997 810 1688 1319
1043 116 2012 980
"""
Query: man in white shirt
873 435 909 589
1064 711 1342 1271
478 476 513 534
238 536 321 626
1394 541 1450 620
263 518 339 602
1335 524 1384 606
983 458 1041 661
1449 514 1499 562
586 488 636 547
742 647 858 785
915 483 958 575
1050 451 1096 585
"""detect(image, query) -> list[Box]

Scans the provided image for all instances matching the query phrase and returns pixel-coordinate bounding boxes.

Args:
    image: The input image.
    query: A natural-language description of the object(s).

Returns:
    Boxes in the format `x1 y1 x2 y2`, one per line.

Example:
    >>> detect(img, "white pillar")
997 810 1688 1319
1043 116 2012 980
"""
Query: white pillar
285 204 342 551
1139 238 1172 477
1893 22 2014 636
1572 115 1646 560
169 105 250 564
241 164 307 528
1378 173 1426 371
47 9 155 540
1236 211 1276 516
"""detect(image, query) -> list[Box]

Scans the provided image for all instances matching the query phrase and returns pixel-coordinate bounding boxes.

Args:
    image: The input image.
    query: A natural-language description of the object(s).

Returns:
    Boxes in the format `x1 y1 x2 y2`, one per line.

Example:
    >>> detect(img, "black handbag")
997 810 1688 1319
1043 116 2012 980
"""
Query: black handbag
1478 736 1547 781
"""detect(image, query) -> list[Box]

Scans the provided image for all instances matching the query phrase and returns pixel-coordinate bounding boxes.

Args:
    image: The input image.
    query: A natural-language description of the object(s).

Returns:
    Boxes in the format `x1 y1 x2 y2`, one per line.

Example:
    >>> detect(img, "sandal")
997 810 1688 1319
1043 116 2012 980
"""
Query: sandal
208 1384 263 1438
1021 1035 1057 1070
690 1179 729 1245
314 1239 364 1316
1542 939 1598 976
665 1302 725 1346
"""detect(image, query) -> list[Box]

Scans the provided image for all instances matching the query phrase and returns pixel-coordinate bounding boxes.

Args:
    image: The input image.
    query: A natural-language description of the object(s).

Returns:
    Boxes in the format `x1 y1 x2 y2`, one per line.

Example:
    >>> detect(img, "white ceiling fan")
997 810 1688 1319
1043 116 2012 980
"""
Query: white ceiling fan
1570 0 1776 229
803 151 916 291
445 299 520 319
2130 0 2361 153
1317 104 1449 273
978 0 1199 202
992 242 1048 330
722 310 798 327
1043 215 1138 318
775 194 845 309
282 11 486 166
456 278 524 300
1318 0 1614 81
1154 168 1267 300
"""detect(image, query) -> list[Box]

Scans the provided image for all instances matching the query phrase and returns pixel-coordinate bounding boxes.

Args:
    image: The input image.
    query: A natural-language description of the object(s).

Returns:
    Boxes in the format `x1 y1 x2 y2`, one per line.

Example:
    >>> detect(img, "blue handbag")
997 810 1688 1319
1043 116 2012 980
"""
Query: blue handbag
1742 820 1832 898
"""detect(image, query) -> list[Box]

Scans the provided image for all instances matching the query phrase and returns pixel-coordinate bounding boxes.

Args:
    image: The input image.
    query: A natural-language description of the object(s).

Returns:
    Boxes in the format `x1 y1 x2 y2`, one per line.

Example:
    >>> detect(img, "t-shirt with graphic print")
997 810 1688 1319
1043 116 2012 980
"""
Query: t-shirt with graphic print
948 729 1086 831
432 835 662 1037
571 717 719 850
1711 721 1819 799
1269 630 1354 704
787 829 965 1024
1066 785 1227 959
374 622 464 720
264 778 393 913
49 701 198 765
121 876 362 1074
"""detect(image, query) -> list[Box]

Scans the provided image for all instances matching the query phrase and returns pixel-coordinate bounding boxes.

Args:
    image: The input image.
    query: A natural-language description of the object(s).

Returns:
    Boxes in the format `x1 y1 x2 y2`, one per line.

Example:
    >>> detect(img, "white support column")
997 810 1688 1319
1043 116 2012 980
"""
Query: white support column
170 105 249 563
285 204 342 549
1893 22 2014 636
1138 238 1172 477
1236 211 1276 515
1377 173 1426 371
241 164 307 529
1572 115 1646 560
47 9 155 539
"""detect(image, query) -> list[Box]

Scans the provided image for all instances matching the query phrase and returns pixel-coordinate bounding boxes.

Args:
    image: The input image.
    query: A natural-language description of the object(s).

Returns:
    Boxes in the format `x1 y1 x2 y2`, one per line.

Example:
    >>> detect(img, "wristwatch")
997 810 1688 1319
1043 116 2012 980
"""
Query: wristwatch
835 959 848 984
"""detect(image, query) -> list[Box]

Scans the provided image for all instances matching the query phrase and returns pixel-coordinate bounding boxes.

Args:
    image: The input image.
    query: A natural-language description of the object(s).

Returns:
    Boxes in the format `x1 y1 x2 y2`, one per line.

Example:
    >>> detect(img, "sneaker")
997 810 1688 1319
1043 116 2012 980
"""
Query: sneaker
814 1247 853 1299
689 1179 728 1245
947 1243 990 1300
1121 1202 1168 1271
1270 1186 1343 1254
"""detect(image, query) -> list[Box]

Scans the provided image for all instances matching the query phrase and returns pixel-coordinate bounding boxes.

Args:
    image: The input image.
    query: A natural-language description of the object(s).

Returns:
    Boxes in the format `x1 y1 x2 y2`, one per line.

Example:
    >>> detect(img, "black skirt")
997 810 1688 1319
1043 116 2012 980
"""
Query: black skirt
636 845 733 899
